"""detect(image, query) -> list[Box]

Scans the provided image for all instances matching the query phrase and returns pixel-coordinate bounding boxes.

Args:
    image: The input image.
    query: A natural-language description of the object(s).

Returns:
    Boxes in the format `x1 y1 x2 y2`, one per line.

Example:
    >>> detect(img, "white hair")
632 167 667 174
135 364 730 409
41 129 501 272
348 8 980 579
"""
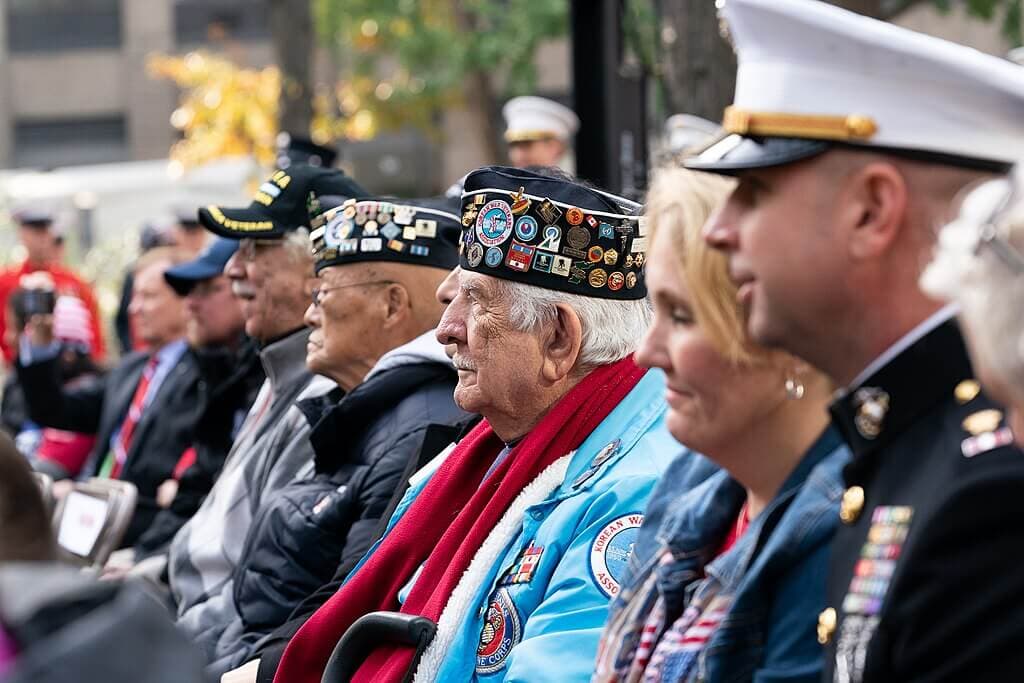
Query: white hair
492 277 652 368
283 227 313 267
921 175 1024 402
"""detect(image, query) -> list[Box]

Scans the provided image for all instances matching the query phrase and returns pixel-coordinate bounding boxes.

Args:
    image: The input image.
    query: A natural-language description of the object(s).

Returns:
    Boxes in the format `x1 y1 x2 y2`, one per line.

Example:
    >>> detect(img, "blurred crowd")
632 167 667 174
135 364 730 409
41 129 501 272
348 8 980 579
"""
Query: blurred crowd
4 1 1024 682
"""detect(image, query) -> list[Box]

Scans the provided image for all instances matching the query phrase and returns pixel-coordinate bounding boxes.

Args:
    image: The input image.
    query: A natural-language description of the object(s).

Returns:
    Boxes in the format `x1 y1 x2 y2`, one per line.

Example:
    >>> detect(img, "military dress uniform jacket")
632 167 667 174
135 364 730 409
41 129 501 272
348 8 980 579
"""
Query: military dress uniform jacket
340 368 682 682
821 318 1024 682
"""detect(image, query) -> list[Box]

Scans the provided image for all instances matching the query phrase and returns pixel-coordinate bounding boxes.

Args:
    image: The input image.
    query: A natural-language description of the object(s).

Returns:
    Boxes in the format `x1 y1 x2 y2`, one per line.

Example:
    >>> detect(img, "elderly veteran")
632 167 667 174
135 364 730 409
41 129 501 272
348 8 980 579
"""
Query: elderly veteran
696 0 1024 680
922 171 1024 447
594 167 848 682
168 163 366 639
271 166 683 683
203 195 470 679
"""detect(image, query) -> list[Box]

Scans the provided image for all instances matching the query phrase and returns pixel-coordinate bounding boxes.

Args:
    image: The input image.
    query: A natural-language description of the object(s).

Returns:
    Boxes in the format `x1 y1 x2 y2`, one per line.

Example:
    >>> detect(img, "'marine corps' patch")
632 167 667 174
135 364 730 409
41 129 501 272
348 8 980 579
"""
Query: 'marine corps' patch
476 588 522 674
589 513 643 598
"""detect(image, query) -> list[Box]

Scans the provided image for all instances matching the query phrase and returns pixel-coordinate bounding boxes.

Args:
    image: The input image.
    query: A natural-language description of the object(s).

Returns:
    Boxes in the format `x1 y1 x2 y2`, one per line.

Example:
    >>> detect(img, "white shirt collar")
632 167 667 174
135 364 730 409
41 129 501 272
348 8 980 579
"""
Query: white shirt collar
846 304 959 392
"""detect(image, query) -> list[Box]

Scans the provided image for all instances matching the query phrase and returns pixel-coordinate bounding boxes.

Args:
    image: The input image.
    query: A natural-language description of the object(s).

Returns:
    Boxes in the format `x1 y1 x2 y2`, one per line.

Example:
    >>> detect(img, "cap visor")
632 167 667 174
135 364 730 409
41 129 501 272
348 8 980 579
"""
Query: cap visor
164 263 222 296
684 134 831 174
198 205 283 240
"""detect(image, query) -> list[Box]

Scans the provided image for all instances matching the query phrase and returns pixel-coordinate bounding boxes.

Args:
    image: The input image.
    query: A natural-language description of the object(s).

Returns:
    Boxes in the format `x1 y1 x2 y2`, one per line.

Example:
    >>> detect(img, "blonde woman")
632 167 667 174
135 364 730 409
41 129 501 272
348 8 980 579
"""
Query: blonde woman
594 168 849 682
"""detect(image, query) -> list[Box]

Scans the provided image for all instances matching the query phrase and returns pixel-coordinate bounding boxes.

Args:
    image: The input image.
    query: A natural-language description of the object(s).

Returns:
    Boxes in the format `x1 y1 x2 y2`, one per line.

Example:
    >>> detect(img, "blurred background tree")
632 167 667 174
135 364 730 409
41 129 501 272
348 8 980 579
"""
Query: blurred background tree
314 0 568 162
633 0 1021 126
147 52 375 173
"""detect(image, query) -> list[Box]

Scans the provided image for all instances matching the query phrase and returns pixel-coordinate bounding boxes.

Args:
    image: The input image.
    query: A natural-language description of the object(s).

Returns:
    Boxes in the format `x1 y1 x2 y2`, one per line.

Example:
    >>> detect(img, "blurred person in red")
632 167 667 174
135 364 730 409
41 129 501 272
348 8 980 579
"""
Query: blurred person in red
1 277 103 480
0 208 105 364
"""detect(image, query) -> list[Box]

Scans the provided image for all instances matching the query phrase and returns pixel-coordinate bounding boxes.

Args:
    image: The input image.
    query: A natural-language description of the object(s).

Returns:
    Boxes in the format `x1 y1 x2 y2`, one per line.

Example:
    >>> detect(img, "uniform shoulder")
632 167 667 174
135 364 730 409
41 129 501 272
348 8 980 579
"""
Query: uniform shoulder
940 384 1024 474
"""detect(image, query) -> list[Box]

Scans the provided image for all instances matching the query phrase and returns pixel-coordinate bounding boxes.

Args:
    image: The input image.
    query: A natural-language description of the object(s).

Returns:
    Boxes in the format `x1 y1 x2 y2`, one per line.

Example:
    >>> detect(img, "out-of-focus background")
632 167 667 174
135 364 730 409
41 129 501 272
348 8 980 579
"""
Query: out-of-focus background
0 0 1018 355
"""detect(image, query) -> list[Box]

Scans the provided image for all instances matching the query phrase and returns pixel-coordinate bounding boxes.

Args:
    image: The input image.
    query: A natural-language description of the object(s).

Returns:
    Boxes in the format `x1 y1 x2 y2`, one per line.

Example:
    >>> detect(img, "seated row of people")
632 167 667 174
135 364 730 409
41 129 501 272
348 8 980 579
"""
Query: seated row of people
9 2 1024 682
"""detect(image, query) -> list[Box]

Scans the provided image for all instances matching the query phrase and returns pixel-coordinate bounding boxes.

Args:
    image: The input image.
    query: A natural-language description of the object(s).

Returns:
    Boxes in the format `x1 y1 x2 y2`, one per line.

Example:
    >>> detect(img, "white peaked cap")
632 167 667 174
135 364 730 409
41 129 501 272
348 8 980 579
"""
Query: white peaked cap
689 0 1024 172
503 96 580 144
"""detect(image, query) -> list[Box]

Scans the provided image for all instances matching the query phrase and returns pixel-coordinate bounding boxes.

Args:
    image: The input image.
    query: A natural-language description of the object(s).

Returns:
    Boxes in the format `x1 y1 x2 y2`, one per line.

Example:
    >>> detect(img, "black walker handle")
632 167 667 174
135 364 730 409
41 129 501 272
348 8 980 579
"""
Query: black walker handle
321 611 438 683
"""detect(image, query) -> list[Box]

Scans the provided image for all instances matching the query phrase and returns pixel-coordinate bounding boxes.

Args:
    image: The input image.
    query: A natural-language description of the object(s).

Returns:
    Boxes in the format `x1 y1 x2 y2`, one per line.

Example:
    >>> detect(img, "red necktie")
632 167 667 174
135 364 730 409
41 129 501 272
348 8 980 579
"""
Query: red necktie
107 356 158 479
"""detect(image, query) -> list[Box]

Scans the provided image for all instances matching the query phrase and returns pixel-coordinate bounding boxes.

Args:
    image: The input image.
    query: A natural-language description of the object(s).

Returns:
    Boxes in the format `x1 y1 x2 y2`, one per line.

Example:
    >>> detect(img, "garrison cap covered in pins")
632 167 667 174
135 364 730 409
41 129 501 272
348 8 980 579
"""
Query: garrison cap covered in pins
198 165 368 240
687 0 1024 174
308 195 461 274
459 166 647 299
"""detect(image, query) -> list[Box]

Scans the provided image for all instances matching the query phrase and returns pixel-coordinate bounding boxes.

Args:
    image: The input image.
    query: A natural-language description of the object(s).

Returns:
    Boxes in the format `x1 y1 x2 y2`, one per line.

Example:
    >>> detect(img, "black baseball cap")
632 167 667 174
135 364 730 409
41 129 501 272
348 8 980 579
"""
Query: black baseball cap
164 238 238 296
198 165 368 240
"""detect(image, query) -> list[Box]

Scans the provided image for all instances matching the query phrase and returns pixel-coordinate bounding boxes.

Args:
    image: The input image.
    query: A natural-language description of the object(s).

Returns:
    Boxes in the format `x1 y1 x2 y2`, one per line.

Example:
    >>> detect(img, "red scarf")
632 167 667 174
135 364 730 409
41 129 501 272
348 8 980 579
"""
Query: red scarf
274 357 646 683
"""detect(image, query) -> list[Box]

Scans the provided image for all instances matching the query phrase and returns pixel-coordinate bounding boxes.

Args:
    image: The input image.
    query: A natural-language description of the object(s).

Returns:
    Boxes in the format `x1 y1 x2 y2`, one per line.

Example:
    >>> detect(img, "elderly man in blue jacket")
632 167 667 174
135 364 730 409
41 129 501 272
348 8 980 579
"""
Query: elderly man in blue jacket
269 166 695 683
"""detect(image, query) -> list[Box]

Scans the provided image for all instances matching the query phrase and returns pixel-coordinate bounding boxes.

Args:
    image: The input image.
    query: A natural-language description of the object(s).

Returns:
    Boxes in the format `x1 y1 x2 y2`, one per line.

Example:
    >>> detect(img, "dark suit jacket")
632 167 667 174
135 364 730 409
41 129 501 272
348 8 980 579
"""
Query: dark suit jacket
18 345 203 545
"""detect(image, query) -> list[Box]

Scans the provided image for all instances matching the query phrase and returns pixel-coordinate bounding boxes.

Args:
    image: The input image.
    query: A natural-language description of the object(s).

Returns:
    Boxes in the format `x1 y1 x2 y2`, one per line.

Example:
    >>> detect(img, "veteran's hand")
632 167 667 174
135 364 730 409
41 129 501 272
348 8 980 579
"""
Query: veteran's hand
24 313 54 348
221 659 260 683
156 478 179 508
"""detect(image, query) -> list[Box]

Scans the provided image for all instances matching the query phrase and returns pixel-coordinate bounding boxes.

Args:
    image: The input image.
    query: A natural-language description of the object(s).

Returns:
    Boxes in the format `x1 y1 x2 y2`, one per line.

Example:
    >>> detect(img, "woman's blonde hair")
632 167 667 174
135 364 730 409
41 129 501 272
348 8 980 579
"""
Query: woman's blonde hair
644 167 766 366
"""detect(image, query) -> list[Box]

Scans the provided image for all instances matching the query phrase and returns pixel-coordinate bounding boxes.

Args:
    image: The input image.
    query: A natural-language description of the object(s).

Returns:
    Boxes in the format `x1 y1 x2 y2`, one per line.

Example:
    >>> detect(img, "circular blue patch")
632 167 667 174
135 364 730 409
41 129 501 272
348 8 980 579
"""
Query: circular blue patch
515 215 539 242
475 200 514 247
476 588 522 675
484 246 504 268
589 513 644 598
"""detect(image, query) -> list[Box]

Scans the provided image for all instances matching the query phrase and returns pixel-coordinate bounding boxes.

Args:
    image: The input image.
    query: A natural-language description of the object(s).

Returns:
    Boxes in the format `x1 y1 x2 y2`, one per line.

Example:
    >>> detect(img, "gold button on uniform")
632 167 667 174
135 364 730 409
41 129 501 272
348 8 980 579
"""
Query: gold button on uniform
954 379 981 404
962 409 1002 436
818 607 837 645
840 486 865 524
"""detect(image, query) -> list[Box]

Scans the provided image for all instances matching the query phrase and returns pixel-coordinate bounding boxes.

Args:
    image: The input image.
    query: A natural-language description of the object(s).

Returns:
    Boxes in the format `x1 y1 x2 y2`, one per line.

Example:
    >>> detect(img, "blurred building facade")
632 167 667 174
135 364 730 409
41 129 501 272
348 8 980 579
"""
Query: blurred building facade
0 0 572 195
0 0 283 169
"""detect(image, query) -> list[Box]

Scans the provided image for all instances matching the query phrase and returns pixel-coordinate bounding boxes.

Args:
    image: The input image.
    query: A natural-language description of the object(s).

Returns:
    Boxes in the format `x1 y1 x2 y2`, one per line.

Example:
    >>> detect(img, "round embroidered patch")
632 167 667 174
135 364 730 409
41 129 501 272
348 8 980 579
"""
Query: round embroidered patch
324 217 353 246
475 200 515 247
515 215 539 242
476 587 522 674
589 513 644 598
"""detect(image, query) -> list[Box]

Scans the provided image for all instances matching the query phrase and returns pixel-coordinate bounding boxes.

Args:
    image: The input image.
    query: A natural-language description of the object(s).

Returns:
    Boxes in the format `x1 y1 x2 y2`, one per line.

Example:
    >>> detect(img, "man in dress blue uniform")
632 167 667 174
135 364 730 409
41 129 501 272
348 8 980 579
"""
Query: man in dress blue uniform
693 0 1024 681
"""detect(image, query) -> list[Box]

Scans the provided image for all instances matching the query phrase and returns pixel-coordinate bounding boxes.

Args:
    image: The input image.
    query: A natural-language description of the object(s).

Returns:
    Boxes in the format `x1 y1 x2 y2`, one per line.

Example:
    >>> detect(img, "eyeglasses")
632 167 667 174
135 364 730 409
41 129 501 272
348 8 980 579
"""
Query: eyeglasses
237 238 283 262
974 179 1024 274
311 280 397 307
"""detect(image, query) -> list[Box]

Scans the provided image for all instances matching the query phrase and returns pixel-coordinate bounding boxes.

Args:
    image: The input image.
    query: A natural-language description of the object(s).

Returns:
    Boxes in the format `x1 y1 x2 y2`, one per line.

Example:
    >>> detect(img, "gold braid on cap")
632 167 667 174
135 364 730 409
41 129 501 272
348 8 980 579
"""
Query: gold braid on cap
723 106 877 142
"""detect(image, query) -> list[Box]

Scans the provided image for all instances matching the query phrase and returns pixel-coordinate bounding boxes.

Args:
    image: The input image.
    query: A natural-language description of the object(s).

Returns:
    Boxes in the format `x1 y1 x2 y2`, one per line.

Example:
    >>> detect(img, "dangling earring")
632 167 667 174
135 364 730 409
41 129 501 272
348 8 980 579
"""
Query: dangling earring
785 376 805 400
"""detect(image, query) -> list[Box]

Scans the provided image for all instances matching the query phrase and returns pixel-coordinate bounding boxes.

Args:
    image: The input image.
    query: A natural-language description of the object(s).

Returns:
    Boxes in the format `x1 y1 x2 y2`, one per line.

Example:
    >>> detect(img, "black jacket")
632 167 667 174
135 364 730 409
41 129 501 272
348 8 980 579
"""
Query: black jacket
134 338 265 560
822 319 1024 682
17 345 203 546
249 413 481 683
205 356 471 676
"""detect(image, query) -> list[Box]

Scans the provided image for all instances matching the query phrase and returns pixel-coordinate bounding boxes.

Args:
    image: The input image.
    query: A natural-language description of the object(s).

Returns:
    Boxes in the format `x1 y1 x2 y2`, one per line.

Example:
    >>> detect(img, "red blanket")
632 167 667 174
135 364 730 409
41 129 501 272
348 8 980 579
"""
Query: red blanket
274 356 646 683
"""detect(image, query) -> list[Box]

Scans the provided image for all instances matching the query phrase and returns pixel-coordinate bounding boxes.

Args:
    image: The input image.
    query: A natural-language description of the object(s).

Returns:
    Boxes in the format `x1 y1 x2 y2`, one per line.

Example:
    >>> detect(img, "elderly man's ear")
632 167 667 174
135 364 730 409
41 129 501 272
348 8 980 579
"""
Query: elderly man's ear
541 303 584 383
382 283 412 328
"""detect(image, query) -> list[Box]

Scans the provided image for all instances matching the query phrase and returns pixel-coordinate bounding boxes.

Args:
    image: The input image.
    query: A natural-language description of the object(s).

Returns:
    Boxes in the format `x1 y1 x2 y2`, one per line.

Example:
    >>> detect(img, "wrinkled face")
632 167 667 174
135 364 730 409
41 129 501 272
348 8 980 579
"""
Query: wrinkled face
508 138 565 169
224 239 312 343
130 260 187 348
185 274 244 348
703 157 846 354
637 231 786 454
435 268 545 418
18 225 53 265
303 264 390 379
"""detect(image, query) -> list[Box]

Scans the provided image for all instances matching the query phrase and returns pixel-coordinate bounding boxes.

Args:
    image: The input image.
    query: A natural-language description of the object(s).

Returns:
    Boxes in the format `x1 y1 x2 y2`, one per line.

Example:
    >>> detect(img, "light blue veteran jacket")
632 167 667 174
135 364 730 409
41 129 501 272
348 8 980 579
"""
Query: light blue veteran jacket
343 369 689 682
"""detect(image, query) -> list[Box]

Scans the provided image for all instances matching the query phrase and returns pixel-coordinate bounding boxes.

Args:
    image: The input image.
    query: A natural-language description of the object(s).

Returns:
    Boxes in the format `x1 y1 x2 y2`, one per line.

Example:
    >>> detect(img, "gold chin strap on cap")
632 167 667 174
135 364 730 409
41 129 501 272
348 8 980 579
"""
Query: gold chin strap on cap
723 105 878 142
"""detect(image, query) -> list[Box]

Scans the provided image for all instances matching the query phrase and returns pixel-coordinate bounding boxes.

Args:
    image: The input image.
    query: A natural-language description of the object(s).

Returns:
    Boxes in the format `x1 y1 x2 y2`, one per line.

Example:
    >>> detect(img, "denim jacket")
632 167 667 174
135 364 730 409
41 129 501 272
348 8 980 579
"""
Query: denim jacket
607 426 849 683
